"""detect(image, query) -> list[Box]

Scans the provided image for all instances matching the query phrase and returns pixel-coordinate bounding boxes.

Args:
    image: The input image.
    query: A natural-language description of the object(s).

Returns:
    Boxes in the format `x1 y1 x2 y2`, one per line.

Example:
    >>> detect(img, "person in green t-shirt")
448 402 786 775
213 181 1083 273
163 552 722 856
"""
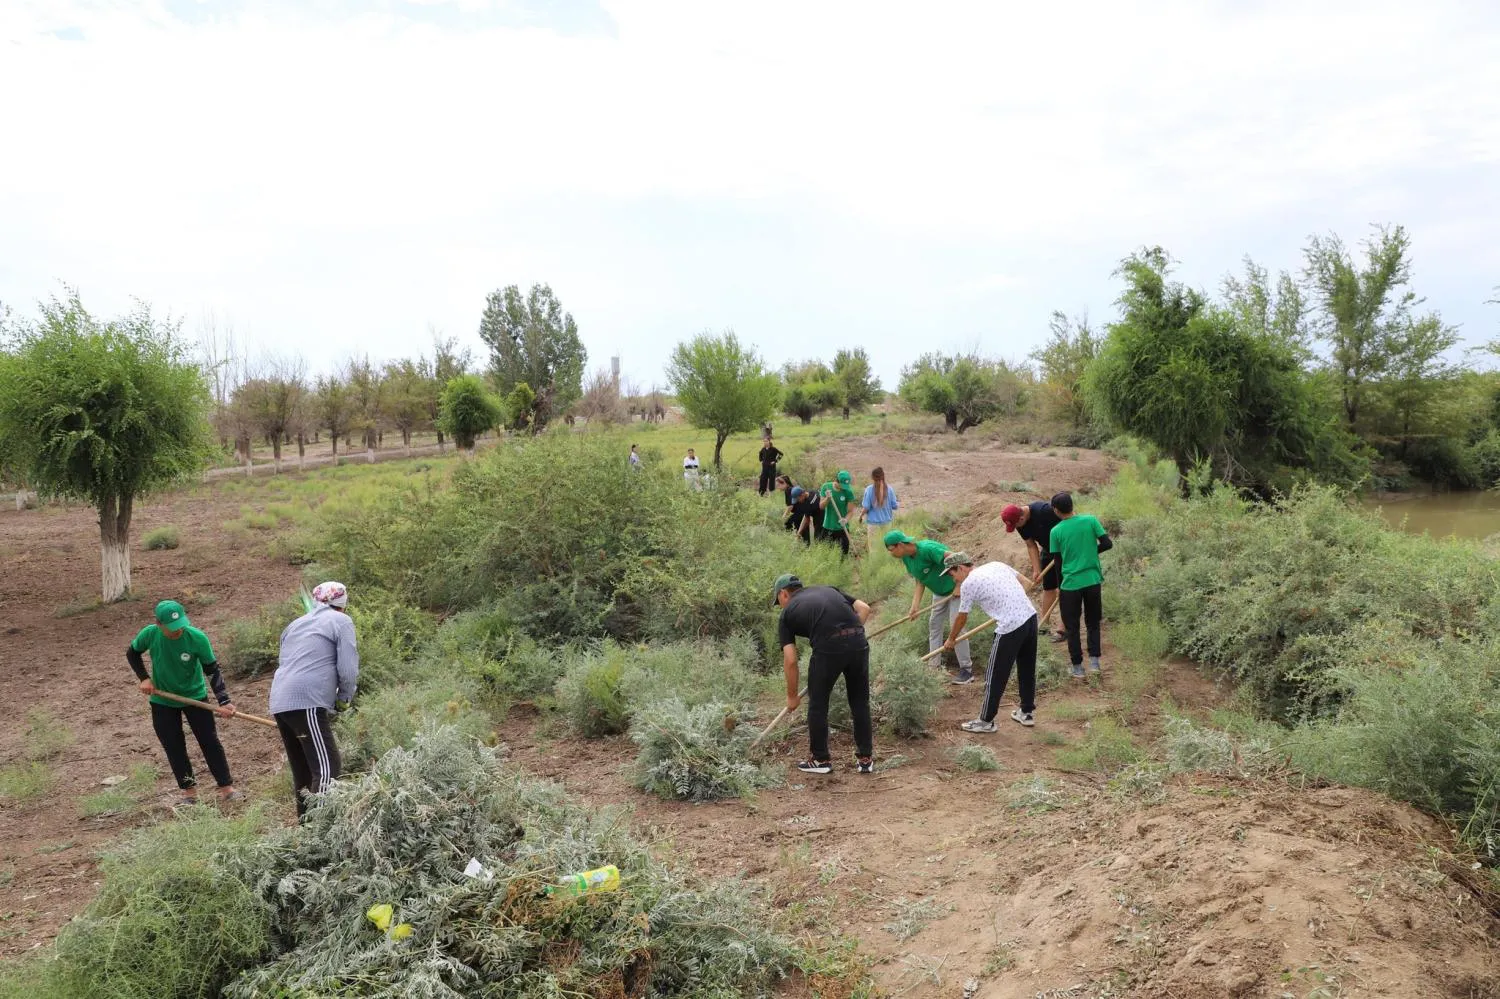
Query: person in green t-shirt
126 600 242 806
883 529 974 683
818 470 857 559
1046 491 1114 679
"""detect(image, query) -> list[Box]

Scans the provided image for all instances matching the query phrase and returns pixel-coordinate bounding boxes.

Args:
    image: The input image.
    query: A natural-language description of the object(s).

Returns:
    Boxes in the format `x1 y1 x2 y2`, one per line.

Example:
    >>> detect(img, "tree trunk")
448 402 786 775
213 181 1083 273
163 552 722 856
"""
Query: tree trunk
437 429 446 452
842 406 850 420
99 493 133 602
944 410 958 431
272 436 282 473
714 431 728 470
331 432 340 457
799 414 812 425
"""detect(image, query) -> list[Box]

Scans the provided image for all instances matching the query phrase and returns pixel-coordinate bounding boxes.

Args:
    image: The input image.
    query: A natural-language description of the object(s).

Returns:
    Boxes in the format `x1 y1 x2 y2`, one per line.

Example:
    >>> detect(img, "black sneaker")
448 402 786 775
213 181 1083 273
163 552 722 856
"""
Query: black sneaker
797 760 833 775
856 758 874 775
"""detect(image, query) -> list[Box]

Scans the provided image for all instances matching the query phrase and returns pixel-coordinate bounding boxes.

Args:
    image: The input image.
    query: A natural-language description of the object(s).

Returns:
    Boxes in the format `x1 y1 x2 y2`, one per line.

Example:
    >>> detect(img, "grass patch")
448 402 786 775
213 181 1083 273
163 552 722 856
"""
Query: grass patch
1054 715 1143 772
54 594 104 618
79 764 160 818
24 709 73 761
141 525 181 550
950 743 1000 772
0 762 55 803
1004 774 1067 814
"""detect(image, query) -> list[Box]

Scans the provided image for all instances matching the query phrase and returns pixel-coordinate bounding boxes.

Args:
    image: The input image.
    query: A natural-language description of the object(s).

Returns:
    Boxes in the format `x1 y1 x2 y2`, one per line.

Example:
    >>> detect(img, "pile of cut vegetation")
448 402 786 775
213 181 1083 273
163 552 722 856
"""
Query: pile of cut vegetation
0 728 801 999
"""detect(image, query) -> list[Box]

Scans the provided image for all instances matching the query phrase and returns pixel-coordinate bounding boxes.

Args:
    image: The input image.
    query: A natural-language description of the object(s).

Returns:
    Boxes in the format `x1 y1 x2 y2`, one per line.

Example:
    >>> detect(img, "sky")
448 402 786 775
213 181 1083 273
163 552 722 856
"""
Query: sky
2 0 1499 392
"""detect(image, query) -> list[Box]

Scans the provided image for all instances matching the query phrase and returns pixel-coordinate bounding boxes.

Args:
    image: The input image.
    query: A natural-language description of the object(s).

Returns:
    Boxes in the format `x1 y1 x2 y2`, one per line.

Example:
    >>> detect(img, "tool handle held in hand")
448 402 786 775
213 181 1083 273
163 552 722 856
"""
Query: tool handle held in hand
866 594 954 639
148 688 279 728
750 685 809 748
919 618 998 662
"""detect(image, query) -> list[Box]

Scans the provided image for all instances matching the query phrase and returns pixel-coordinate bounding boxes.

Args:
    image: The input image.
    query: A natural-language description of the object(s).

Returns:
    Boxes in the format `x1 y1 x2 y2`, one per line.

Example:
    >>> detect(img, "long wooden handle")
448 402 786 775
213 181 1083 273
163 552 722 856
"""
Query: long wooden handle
750 685 809 748
149 688 279 729
920 618 999 661
865 594 954 640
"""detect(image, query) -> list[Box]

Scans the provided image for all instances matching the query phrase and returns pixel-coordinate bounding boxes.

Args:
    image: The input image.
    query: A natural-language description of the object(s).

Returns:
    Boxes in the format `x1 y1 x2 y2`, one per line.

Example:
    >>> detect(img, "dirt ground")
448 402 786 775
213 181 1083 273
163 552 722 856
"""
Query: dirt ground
1 439 1497 998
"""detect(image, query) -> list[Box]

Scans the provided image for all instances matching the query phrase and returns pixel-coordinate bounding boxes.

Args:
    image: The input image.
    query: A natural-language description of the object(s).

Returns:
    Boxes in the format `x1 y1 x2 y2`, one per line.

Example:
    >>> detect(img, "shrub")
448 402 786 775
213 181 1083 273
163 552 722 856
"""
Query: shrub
950 744 1000 772
871 644 944 738
224 727 798 997
222 596 303 679
1112 613 1171 663
1163 716 1278 778
16 809 271 998
1108 761 1169 805
1004 774 1066 814
141 525 180 550
1054 716 1142 772
554 646 630 737
336 676 496 771
630 698 774 801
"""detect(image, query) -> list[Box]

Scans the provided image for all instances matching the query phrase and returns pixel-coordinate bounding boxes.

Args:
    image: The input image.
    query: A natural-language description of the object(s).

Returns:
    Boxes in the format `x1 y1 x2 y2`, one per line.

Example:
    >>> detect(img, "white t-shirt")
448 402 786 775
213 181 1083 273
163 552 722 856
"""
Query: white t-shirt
956 562 1036 636
683 455 700 479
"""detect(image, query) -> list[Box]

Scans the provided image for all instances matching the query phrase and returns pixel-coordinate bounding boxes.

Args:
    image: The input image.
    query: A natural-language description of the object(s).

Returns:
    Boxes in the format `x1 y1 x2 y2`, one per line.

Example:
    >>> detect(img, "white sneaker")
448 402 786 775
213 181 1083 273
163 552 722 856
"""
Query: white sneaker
1010 707 1035 727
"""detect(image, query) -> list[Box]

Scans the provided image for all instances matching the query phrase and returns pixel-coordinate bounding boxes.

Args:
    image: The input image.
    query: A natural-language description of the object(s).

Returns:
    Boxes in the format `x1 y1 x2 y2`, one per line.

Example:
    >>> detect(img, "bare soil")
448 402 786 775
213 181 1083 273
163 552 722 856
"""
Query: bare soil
2 438 1497 999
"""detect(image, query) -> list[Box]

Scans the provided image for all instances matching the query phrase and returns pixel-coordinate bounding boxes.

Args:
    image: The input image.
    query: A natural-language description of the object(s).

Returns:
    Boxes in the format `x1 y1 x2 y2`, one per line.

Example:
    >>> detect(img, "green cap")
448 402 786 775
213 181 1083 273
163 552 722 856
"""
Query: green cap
836 470 852 484
883 529 915 548
770 573 802 606
154 599 190 630
939 551 975 575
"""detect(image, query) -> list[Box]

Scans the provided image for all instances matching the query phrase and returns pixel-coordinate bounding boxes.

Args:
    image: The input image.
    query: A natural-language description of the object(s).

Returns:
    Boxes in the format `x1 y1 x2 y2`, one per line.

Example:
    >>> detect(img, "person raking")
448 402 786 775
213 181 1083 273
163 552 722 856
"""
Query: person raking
937 551 1041 732
1047 491 1113 678
818 469 857 558
270 581 359 817
127 599 243 806
772 573 875 775
883 529 974 683
1002 500 1064 642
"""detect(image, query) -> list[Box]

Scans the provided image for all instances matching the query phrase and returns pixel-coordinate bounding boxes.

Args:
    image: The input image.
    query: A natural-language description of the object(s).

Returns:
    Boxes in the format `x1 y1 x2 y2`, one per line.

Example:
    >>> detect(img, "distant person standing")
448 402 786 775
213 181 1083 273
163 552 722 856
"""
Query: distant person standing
628 444 642 470
1002 501 1064 642
859 466 899 553
271 581 359 818
883 530 974 683
758 437 784 495
818 470 857 558
682 448 701 488
771 573 875 775
127 600 243 806
1047 492 1113 679
938 552 1041 732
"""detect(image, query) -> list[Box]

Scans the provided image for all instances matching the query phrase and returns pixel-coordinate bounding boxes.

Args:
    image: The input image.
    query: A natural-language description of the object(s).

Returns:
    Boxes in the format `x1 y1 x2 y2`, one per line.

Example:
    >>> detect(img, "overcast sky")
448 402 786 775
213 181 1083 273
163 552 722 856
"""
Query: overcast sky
3 0 1498 392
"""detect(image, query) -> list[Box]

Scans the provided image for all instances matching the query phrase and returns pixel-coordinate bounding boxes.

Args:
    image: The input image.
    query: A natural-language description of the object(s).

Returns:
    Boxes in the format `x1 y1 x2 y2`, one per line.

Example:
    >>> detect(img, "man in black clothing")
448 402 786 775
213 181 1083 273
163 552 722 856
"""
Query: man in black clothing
772 573 874 775
758 437 784 495
1002 501 1064 642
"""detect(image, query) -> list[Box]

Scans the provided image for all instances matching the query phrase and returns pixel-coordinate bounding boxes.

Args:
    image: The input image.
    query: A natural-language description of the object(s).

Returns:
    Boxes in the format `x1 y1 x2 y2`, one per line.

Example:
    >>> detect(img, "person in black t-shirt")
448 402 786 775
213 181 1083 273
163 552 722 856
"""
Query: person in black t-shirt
772 573 874 775
758 437 784 495
788 486 821 545
1003 501 1065 642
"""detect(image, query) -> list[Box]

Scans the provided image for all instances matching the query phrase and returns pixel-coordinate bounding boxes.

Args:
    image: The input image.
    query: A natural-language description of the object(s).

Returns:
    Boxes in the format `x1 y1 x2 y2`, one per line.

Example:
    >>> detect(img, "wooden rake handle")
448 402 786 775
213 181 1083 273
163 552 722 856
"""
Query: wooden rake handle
865 594 954 640
919 618 999 661
149 688 279 729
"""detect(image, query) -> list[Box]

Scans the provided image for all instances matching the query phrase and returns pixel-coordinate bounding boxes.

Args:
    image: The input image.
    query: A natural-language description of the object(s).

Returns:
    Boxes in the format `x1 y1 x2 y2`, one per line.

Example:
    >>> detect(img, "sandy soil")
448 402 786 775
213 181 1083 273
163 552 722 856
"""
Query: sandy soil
1 438 1496 999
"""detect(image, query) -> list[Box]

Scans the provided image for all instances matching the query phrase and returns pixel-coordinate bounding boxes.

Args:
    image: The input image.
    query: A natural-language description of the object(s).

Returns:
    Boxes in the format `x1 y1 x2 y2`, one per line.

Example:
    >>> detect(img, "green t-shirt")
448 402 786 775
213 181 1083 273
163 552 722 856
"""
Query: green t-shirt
901 539 956 597
1049 514 1106 590
131 624 215 707
820 483 857 531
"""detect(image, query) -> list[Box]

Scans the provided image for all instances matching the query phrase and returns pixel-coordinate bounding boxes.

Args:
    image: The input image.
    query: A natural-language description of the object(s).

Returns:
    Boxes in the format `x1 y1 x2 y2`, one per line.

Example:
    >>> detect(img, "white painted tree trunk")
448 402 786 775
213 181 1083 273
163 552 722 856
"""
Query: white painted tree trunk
99 494 134 602
367 447 376 464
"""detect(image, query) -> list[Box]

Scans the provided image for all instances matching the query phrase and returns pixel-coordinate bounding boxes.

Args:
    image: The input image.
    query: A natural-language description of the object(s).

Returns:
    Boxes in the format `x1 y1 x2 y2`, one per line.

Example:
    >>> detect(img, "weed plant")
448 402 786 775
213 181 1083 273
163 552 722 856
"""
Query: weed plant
141 525 180 550
24 709 73 761
0 762 54 802
1054 716 1143 772
1004 774 1066 814
222 596 304 679
336 676 496 770
951 744 1000 772
630 698 776 801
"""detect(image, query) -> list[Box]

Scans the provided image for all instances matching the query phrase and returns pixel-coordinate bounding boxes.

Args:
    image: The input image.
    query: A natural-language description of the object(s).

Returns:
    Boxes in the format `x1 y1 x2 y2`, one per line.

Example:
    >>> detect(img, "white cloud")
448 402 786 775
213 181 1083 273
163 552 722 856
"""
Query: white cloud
1 0 1498 389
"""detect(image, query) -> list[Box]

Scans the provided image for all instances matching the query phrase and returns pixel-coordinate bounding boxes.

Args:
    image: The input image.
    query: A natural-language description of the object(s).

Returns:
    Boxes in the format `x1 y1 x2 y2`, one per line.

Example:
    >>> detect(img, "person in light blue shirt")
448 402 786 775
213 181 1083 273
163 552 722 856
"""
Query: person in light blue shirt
858 466 899 553
270 581 359 817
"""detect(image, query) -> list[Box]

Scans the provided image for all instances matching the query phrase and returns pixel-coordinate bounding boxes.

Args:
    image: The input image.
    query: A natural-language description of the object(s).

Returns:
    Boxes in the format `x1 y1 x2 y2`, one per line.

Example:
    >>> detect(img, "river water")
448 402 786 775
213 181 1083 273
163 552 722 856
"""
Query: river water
1364 491 1500 539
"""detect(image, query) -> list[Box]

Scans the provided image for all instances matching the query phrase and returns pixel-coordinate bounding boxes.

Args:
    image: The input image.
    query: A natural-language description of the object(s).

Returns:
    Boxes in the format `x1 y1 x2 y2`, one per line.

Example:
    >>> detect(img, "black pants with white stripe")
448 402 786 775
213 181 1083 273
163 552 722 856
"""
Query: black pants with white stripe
979 614 1038 722
274 707 341 818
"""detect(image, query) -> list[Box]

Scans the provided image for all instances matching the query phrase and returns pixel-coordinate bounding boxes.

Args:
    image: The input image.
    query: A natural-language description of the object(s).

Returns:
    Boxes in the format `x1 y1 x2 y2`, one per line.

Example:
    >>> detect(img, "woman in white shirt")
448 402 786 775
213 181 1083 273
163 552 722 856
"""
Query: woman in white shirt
682 448 701 488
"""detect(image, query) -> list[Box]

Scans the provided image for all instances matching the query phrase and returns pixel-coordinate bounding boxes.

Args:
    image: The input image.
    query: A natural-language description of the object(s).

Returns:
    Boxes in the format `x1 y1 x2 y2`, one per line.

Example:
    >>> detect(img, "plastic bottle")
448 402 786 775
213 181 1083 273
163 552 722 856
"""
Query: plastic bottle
547 864 620 898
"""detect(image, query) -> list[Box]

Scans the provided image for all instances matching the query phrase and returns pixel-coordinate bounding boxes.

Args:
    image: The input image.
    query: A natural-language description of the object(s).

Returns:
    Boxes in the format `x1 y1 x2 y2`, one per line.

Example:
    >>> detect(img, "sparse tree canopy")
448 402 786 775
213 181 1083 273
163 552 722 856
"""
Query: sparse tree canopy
478 284 586 431
667 330 780 468
574 367 627 425
898 352 1024 432
235 357 306 469
315 374 353 457
438 374 503 450
831 348 880 419
0 291 214 601
1030 311 1098 431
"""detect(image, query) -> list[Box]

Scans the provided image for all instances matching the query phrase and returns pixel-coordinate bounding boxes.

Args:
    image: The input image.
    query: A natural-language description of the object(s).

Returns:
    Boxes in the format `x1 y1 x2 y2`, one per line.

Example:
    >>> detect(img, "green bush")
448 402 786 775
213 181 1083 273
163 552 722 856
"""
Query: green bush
223 727 798 997
7 809 271 998
1054 716 1142 772
554 646 630 737
950 744 1000 772
870 644 945 738
336 676 497 771
630 699 774 801
141 525 180 550
221 596 303 679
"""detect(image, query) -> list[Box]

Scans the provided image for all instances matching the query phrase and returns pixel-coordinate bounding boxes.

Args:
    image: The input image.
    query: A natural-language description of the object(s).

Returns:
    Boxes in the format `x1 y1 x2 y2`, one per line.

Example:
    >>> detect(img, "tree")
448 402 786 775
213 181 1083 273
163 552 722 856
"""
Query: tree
1030 311 1098 430
343 356 385 457
478 284 586 431
831 348 880 419
781 360 842 424
1085 248 1362 492
427 333 471 451
898 352 1022 432
503 381 537 433
1303 225 1418 430
0 292 213 601
574 367 626 425
383 358 431 452
438 374 503 450
236 357 306 470
1382 313 1459 442
666 330 780 468
315 374 353 457
1222 257 1310 355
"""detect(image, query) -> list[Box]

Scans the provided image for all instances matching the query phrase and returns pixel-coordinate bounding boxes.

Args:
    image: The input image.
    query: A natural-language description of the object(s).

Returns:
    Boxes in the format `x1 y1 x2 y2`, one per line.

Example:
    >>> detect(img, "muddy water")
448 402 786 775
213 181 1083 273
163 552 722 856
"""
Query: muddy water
1364 491 1500 539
